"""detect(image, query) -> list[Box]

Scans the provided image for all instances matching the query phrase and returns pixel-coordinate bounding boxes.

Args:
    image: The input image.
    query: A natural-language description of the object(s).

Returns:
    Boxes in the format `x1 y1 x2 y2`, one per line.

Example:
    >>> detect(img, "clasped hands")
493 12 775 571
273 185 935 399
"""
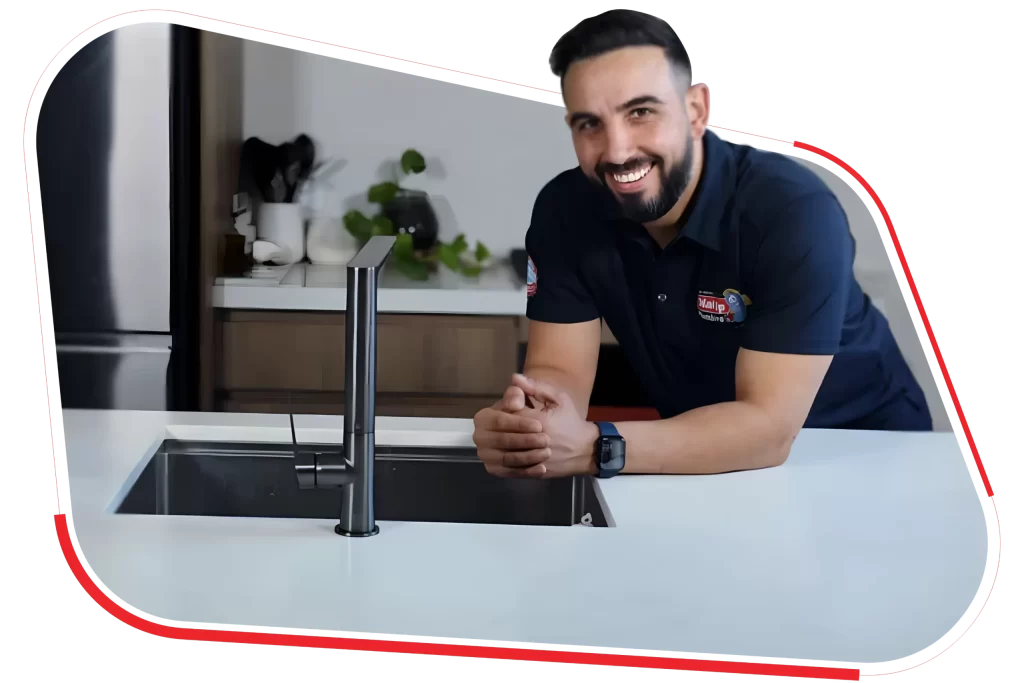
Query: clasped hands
472 374 599 478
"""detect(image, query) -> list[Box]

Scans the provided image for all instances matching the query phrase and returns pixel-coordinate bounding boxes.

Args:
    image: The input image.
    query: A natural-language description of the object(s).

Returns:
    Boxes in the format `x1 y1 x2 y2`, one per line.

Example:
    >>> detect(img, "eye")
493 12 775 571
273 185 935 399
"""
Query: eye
577 119 599 132
630 107 653 119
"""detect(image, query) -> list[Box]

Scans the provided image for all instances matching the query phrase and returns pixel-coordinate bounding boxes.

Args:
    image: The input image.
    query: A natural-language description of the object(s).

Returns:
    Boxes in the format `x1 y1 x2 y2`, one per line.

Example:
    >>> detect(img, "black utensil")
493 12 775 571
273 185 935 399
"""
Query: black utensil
291 134 316 176
275 142 300 202
240 137 284 203
284 134 317 203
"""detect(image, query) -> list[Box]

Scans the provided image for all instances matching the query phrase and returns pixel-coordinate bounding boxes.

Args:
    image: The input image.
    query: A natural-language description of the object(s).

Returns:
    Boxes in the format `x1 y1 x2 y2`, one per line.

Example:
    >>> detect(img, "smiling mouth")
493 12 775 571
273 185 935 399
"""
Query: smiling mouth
608 163 653 186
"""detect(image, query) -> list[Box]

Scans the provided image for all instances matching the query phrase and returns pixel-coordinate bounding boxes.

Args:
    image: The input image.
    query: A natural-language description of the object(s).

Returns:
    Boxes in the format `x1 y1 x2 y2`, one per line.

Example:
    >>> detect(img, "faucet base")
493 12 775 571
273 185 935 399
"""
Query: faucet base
335 524 380 538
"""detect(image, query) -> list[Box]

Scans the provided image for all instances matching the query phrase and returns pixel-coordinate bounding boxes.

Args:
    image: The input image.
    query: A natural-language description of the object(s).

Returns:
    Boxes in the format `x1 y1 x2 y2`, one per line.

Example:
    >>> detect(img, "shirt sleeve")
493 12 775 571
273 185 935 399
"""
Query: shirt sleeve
523 184 601 324
740 191 853 355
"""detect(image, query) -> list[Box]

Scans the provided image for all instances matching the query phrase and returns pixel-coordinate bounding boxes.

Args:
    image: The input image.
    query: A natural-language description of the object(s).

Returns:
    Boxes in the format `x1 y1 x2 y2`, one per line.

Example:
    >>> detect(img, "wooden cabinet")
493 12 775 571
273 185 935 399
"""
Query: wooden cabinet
214 310 521 419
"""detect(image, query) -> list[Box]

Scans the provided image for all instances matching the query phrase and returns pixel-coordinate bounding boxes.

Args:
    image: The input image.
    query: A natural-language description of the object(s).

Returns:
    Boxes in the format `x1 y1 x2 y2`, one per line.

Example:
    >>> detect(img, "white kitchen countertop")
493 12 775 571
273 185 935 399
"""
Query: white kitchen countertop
212 261 527 315
62 409 987 666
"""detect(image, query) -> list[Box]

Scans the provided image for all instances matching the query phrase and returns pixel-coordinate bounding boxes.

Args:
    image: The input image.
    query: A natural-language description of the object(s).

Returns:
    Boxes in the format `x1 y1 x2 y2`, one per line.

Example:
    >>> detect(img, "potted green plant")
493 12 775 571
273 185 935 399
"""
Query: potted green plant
343 149 491 281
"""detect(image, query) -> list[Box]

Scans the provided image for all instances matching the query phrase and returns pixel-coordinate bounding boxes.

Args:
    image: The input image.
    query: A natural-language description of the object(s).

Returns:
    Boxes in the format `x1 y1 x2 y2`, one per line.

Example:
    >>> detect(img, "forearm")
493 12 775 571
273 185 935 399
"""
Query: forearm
613 401 796 475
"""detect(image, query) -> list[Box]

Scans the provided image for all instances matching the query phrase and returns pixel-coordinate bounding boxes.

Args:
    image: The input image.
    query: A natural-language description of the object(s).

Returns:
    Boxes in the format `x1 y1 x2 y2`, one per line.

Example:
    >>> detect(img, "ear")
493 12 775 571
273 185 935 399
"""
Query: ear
687 83 711 138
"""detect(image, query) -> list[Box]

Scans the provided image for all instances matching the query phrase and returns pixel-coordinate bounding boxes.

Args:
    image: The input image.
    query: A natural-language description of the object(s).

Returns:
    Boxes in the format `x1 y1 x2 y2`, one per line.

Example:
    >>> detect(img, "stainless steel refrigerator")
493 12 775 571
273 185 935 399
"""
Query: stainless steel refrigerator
36 22 201 412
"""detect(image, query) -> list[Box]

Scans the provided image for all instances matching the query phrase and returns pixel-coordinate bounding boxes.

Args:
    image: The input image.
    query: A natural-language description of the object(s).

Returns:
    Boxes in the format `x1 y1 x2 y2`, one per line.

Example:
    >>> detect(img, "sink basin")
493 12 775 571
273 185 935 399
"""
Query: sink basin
114 440 610 528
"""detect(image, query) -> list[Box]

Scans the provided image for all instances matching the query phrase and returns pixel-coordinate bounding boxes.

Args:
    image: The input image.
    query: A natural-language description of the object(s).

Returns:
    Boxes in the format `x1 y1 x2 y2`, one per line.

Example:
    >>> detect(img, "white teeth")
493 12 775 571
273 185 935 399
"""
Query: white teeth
612 166 651 184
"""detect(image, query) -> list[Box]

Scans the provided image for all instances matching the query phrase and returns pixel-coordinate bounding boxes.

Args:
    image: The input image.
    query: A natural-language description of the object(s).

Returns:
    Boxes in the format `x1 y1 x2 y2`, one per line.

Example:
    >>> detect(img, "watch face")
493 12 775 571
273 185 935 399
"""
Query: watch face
598 435 625 472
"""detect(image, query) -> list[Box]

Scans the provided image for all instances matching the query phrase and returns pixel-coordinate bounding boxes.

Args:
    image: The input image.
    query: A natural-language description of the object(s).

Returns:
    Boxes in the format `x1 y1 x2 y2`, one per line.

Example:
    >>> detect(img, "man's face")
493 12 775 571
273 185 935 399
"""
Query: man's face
562 46 696 224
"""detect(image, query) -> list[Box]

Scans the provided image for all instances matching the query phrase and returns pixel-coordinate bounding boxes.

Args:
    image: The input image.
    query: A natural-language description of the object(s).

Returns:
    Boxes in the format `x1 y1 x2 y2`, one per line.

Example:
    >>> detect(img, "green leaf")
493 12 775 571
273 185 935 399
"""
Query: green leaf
460 264 482 278
450 234 469 255
343 210 373 243
400 149 426 175
370 214 394 236
394 232 415 259
392 253 430 280
437 242 461 272
474 241 491 263
368 182 400 204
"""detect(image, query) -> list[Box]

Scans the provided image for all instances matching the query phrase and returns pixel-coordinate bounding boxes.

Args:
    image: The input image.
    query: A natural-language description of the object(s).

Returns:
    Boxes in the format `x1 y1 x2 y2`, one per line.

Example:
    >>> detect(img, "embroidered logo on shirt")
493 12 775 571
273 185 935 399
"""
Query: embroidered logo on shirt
697 289 751 323
526 255 538 297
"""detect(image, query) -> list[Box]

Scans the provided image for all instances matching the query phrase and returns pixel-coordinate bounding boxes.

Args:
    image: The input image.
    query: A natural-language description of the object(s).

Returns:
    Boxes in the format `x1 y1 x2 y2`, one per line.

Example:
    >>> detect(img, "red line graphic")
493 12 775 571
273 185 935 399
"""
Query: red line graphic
27 10 994 681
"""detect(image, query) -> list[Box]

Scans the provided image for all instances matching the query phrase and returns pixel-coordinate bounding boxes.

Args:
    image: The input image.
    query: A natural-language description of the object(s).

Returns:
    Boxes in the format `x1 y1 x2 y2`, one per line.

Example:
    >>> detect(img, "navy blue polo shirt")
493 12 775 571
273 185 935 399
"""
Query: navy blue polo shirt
524 130 932 431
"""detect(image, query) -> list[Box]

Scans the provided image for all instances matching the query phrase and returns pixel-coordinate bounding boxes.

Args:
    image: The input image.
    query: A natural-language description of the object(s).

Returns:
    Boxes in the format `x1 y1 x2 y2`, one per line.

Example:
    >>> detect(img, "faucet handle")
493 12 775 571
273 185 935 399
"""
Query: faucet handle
294 444 350 489
295 449 317 489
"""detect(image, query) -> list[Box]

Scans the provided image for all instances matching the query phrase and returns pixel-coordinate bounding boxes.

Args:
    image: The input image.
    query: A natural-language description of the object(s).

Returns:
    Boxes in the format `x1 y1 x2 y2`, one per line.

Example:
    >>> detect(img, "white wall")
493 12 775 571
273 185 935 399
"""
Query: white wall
242 38 949 431
243 39 577 258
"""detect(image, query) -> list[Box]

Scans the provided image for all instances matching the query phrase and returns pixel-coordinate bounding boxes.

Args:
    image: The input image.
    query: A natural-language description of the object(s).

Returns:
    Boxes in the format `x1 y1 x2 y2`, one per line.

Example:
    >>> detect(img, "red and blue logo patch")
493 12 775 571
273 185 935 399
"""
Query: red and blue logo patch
697 289 751 323
526 255 538 298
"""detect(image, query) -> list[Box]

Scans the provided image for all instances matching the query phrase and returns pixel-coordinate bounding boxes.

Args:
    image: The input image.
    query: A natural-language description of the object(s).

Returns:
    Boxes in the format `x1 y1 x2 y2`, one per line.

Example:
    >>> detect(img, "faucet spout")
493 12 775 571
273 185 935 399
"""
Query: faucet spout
340 235 395 537
293 235 396 538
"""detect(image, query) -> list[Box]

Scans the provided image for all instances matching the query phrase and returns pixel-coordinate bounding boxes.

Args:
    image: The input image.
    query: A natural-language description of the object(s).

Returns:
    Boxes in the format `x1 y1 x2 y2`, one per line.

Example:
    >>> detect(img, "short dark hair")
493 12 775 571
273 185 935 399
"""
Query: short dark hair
549 10 692 84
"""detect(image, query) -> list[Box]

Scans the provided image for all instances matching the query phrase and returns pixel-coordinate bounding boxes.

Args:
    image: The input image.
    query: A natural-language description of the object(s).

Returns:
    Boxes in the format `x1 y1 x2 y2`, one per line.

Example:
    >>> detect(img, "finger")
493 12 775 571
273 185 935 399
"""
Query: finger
477 445 549 470
508 375 543 409
512 374 562 407
490 411 543 433
536 460 578 479
476 430 549 451
484 461 547 479
477 405 537 432
473 426 548 450
500 447 551 469
497 430 550 451
499 385 527 412
511 373 536 395
512 372 561 402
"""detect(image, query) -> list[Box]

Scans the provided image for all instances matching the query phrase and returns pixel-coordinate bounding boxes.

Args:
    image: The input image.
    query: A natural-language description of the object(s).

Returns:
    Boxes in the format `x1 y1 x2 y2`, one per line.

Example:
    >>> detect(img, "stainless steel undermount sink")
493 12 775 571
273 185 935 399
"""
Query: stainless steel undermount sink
114 440 611 528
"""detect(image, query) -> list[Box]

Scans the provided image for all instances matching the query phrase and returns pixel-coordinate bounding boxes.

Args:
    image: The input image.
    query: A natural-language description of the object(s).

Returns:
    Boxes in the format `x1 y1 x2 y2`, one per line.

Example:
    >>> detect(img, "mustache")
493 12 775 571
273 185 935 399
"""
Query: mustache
596 156 660 176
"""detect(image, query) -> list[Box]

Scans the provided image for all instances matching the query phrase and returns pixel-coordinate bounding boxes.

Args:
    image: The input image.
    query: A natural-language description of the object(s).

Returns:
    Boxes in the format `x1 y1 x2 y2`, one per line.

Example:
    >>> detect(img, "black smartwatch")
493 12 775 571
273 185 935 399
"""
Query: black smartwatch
594 421 626 478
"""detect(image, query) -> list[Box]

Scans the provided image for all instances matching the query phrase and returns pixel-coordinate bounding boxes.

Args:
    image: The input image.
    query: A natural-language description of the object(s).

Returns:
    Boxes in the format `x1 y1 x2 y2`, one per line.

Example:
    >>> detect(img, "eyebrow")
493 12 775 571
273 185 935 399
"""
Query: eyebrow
568 95 666 127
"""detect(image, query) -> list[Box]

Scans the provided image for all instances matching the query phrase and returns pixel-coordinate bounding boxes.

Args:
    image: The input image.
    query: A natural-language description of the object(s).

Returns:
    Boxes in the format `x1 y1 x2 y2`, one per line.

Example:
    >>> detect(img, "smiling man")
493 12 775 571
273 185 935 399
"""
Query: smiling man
472 9 932 479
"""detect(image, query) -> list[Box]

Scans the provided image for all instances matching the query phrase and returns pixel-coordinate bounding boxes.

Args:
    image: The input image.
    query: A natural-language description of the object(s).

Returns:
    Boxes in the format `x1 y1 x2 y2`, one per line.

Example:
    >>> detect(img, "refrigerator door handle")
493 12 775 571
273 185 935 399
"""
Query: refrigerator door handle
55 344 171 354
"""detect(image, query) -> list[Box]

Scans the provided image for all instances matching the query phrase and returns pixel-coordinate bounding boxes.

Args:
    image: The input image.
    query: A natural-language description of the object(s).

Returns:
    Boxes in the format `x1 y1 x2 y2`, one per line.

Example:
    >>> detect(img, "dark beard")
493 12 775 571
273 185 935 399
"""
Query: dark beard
593 134 695 223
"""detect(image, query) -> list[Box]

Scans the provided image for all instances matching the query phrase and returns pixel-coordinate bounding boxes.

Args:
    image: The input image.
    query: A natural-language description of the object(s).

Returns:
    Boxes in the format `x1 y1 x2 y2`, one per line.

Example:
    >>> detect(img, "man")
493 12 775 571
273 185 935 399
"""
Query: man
472 9 932 479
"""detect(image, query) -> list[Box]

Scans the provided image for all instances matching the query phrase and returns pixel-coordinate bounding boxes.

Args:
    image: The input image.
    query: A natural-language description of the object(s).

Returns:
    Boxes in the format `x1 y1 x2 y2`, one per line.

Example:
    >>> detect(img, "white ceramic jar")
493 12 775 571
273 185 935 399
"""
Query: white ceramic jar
257 202 305 264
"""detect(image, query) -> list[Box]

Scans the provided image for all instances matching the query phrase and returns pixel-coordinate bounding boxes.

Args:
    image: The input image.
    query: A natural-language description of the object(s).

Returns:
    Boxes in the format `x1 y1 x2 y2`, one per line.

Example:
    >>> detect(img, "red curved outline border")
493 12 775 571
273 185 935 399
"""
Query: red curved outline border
28 10 997 683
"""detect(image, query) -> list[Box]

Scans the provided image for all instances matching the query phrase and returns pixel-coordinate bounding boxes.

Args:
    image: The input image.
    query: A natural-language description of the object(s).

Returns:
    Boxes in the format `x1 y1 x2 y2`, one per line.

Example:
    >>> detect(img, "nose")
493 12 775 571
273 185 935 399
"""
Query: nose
602 121 634 165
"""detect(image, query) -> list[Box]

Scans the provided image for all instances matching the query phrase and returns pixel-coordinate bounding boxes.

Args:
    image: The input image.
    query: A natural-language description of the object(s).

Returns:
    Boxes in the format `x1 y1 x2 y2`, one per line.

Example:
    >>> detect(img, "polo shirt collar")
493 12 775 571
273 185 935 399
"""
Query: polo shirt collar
603 129 734 253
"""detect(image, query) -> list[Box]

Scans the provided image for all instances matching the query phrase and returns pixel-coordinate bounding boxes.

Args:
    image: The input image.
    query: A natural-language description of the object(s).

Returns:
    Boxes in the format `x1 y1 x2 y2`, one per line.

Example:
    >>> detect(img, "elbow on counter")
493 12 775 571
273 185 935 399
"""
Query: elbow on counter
762 442 793 469
759 423 800 470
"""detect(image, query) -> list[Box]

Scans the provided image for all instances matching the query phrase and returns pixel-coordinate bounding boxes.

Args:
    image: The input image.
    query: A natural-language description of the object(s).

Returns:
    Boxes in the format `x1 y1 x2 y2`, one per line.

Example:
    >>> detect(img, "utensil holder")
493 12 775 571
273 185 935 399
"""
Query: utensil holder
257 202 305 264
